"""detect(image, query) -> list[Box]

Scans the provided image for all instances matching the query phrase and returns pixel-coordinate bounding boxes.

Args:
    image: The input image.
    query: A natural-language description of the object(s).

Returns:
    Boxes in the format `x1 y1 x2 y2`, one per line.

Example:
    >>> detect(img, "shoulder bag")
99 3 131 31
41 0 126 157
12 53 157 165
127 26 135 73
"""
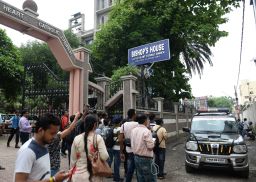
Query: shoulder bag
91 134 112 177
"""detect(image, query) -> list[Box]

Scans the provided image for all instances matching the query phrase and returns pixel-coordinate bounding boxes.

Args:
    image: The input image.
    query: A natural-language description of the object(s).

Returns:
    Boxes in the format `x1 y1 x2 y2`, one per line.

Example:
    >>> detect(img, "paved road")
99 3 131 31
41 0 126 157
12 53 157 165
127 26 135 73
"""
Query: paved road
0 134 256 181
165 138 256 182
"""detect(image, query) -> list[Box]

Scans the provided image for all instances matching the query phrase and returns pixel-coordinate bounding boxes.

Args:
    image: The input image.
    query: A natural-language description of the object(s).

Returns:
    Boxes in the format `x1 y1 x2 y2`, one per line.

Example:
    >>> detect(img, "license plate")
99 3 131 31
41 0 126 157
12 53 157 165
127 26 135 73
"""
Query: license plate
205 158 226 163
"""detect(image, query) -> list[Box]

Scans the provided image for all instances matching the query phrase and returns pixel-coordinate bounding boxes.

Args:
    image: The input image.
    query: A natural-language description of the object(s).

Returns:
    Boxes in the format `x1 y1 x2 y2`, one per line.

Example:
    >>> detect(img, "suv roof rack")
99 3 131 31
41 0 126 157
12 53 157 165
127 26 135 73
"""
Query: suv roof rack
196 108 230 115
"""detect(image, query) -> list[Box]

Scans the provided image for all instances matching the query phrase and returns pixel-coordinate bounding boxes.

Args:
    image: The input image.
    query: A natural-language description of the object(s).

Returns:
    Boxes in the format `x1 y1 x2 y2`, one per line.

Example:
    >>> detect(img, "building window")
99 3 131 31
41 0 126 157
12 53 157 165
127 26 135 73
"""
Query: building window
109 0 113 6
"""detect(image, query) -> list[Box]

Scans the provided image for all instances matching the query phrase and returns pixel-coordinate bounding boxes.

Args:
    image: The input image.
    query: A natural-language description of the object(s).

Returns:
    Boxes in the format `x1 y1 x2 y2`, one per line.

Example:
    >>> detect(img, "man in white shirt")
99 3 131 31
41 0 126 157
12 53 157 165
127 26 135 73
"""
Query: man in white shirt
119 109 138 182
14 113 69 182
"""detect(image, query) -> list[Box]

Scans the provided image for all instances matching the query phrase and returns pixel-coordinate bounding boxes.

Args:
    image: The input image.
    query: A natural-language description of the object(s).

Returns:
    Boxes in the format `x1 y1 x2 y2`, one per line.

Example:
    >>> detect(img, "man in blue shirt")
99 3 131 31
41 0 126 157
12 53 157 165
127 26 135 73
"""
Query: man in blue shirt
7 110 20 148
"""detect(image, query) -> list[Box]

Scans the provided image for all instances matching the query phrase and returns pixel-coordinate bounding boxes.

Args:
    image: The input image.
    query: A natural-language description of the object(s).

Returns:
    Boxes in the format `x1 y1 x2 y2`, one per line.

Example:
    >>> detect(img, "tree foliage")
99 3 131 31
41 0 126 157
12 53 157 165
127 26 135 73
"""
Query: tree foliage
0 29 23 100
92 0 239 75
17 30 80 110
208 96 233 111
111 65 140 82
19 29 80 80
91 0 239 101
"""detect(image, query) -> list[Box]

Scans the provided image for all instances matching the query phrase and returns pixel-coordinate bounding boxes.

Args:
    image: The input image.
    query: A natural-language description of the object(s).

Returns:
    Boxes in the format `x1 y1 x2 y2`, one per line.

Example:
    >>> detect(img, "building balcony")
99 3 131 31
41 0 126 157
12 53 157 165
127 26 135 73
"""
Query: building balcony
96 5 114 15
80 29 94 38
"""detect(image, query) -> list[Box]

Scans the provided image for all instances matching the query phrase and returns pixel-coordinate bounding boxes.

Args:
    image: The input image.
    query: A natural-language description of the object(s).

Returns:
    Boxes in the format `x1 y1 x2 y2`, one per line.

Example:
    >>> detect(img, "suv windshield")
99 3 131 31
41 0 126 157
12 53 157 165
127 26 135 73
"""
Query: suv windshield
191 118 238 134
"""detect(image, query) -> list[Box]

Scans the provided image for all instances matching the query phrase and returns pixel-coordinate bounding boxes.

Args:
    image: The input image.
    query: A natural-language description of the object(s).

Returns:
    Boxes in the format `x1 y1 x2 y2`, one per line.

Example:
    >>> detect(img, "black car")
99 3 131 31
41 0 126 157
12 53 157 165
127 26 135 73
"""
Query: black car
183 109 249 178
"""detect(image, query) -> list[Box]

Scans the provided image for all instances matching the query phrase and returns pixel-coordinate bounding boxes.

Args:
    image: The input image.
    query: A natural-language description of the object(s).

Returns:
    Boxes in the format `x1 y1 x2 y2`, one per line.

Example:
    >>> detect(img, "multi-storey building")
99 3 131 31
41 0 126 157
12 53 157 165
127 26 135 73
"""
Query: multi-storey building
78 0 116 45
239 80 256 105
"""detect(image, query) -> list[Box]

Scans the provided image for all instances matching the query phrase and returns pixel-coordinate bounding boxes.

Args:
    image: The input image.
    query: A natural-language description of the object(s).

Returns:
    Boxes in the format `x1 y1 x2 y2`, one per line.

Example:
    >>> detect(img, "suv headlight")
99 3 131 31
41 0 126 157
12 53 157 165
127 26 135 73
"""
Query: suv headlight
186 141 198 151
233 145 247 154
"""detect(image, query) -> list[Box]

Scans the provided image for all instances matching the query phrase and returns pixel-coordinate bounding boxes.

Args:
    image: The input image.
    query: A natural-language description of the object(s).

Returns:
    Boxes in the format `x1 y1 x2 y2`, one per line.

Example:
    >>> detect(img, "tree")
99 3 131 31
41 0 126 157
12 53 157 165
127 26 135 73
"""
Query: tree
19 29 81 81
17 29 80 110
208 96 234 111
111 65 140 82
91 0 239 100
0 29 23 100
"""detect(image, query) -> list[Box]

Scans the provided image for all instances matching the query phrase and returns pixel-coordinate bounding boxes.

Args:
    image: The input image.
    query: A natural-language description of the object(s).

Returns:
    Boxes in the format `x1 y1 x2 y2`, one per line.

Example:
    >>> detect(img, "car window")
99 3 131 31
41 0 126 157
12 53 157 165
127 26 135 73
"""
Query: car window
191 118 238 133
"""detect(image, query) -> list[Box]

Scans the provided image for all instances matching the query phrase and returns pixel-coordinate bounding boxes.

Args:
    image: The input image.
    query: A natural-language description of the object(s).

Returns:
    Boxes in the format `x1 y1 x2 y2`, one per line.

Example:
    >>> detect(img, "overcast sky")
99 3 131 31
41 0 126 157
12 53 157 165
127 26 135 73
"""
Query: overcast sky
1 0 256 99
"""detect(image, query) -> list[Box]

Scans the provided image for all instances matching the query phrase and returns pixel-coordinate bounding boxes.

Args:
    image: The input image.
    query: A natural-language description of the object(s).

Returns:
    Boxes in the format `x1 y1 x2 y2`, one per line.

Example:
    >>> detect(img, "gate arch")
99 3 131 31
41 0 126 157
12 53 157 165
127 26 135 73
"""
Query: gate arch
0 0 92 115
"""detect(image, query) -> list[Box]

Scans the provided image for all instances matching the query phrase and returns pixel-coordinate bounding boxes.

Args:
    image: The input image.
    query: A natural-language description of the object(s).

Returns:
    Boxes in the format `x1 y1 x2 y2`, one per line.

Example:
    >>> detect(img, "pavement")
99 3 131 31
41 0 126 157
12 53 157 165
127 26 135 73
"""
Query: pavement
0 134 185 182
2 132 256 181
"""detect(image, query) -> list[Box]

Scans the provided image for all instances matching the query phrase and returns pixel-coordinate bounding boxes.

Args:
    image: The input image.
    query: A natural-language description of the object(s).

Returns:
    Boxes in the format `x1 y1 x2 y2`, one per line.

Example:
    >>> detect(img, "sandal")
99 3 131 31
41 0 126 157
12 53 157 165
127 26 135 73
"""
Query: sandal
0 166 5 170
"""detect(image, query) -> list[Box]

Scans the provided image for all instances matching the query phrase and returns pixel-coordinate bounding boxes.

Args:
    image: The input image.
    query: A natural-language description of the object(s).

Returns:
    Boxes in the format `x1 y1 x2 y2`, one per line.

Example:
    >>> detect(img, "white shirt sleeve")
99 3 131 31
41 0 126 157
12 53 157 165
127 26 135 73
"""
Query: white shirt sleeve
15 148 36 174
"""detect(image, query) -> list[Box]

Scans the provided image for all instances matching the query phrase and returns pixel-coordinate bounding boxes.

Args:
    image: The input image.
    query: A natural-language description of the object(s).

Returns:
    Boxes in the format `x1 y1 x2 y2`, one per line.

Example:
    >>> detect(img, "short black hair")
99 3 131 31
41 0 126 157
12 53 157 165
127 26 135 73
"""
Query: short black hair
102 112 107 118
244 118 247 121
35 113 60 133
21 110 28 116
155 118 163 125
127 109 136 119
103 118 110 126
70 115 75 123
136 114 147 124
149 113 155 121
62 110 68 115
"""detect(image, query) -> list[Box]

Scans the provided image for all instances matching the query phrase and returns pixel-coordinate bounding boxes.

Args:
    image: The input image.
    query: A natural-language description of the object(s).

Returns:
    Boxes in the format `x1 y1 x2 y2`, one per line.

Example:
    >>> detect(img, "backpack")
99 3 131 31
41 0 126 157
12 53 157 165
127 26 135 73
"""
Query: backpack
152 126 163 152
102 127 115 148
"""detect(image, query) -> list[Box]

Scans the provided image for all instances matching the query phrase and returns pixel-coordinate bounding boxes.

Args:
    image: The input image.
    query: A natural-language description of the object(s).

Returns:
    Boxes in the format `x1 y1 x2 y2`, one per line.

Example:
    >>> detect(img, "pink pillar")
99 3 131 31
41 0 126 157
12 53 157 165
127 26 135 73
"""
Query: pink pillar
69 71 74 117
73 69 80 114
68 47 91 115
79 51 85 111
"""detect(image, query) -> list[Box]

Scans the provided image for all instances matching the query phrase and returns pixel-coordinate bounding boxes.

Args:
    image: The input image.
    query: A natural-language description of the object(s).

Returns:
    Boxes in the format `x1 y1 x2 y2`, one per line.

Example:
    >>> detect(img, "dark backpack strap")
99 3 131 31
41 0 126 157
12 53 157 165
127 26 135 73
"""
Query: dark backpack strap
122 123 125 137
155 126 164 145
155 126 162 133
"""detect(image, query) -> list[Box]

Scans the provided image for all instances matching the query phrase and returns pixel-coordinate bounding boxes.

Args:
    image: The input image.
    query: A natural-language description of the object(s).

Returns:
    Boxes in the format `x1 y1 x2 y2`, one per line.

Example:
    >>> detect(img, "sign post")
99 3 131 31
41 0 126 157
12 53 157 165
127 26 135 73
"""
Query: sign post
128 39 170 66
128 39 171 109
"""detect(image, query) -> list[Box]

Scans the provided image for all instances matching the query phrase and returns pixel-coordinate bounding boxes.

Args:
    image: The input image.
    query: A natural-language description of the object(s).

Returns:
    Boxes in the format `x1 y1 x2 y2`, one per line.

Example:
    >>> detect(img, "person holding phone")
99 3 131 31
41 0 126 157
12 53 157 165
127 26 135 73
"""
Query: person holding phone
14 113 70 182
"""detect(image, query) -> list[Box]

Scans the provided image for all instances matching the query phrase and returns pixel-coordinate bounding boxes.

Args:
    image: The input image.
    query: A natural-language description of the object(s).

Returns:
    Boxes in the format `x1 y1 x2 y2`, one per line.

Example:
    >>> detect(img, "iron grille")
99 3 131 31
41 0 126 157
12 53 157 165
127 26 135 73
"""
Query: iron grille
198 143 233 155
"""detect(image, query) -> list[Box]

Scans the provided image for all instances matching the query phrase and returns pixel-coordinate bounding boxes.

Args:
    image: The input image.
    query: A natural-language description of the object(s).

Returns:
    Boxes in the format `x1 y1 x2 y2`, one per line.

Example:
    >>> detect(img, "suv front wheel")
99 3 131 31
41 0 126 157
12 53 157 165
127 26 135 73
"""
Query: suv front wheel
239 170 249 179
185 163 195 173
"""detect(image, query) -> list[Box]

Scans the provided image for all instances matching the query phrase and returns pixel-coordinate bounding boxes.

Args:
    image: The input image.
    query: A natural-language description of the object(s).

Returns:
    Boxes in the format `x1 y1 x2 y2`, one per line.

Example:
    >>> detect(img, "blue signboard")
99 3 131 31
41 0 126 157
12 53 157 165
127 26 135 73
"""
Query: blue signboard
128 39 170 66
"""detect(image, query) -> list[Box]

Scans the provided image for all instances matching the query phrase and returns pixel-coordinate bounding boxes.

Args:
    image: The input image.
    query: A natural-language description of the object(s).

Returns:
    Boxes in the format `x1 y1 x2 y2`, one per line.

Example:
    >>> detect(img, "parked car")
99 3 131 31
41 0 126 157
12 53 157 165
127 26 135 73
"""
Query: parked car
183 108 249 178
0 113 15 135
0 113 9 123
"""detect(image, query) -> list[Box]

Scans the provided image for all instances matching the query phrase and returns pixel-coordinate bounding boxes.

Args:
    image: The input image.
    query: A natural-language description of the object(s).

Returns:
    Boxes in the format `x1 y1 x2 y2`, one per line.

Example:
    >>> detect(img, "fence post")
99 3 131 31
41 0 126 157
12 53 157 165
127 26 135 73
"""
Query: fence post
185 106 189 127
121 75 138 119
95 76 111 110
153 97 164 118
174 103 179 138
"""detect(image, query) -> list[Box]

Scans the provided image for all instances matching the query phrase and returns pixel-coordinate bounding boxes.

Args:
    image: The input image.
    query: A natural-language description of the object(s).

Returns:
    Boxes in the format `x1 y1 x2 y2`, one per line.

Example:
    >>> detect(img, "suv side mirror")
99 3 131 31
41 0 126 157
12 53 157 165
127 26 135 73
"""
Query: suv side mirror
183 127 190 133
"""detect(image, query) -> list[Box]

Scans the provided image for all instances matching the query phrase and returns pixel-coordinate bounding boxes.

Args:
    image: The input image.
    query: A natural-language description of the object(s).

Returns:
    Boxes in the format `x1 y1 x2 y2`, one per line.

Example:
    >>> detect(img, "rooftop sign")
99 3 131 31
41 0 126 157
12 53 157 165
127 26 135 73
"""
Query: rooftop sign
128 39 170 66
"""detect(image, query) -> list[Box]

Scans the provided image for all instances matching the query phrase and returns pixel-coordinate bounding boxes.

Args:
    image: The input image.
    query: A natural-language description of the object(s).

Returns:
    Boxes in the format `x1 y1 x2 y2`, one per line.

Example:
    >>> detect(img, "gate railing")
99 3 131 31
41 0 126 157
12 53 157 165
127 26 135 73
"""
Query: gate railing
105 80 123 102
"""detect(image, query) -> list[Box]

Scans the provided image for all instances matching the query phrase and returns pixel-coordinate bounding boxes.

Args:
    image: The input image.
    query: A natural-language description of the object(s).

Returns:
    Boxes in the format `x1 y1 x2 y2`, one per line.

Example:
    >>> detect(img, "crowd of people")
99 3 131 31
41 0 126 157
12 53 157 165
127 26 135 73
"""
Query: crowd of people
2 107 168 182
237 117 255 139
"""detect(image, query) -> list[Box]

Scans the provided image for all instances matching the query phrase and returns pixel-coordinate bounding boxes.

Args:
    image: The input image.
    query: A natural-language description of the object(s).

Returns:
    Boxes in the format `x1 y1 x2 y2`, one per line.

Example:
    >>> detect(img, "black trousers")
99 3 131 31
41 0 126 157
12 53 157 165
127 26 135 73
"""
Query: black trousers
7 128 20 146
20 132 30 145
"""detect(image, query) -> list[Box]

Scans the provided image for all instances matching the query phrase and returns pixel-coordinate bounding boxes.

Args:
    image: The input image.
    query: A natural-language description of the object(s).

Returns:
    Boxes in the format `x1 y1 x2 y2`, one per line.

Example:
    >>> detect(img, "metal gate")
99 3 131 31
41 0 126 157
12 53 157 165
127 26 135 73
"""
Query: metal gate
22 63 69 117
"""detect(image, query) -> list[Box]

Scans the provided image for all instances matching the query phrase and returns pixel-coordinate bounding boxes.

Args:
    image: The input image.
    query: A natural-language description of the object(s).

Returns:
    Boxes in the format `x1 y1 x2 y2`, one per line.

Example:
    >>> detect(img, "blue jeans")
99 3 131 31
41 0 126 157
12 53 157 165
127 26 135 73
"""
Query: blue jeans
51 167 59 176
113 150 121 181
134 155 157 182
126 153 135 182
154 148 166 177
107 148 114 167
